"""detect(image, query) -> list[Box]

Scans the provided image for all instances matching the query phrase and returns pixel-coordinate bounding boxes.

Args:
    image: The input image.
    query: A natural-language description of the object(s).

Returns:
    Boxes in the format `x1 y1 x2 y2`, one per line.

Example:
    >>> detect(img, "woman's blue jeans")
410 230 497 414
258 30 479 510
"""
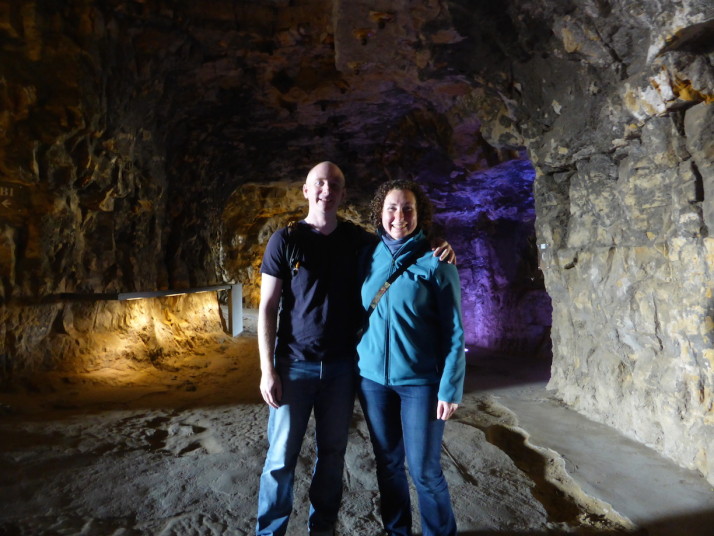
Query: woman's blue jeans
256 359 355 536
358 377 457 536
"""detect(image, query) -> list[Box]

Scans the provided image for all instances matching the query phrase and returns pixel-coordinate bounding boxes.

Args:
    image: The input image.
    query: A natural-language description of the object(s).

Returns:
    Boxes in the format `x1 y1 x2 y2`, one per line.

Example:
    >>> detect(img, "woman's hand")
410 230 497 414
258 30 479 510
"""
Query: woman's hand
437 400 458 420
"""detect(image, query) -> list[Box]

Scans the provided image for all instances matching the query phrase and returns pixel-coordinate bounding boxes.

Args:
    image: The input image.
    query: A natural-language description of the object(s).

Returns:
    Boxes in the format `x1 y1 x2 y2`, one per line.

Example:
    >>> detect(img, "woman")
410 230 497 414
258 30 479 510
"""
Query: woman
357 179 465 536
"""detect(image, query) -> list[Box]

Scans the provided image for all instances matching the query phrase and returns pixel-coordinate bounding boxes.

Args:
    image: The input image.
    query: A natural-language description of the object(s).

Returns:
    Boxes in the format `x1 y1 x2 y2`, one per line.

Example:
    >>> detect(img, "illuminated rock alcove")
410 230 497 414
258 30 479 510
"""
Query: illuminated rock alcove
1 0 713 491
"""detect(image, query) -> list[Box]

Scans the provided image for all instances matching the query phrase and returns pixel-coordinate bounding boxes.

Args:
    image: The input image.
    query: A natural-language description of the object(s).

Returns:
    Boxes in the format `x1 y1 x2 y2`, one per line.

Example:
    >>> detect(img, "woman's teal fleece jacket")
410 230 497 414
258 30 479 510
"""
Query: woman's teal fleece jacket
357 230 466 403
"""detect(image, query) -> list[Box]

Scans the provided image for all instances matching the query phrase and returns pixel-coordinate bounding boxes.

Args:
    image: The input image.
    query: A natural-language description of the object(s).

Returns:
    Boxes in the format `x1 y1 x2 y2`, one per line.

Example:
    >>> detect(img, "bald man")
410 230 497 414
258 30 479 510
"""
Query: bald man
256 162 451 536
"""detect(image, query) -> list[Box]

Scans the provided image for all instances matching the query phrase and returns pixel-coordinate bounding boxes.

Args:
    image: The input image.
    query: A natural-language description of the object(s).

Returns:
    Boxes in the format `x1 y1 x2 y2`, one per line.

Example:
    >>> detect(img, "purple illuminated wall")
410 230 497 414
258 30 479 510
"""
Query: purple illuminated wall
425 159 552 360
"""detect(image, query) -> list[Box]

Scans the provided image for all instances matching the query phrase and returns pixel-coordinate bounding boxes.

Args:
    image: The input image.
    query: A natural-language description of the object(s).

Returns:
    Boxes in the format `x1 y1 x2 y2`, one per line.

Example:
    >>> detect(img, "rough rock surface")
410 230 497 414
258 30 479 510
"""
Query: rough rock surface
0 0 713 486
525 4 714 485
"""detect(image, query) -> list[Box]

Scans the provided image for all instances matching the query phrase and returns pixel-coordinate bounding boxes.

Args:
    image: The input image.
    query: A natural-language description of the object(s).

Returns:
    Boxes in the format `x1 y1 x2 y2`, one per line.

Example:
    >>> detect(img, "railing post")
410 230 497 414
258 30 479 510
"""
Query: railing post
229 283 243 337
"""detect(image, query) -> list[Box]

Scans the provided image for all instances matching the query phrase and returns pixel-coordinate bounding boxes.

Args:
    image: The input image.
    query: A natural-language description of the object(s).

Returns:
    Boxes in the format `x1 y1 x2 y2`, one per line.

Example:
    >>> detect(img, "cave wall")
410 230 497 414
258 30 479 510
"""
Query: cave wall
0 2 175 298
429 160 551 357
2 291 225 377
502 2 714 482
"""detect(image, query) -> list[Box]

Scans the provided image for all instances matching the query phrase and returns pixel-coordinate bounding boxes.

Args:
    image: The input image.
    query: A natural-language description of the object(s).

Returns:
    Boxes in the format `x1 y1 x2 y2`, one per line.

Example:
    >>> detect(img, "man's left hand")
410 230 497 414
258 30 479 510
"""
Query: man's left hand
432 240 456 264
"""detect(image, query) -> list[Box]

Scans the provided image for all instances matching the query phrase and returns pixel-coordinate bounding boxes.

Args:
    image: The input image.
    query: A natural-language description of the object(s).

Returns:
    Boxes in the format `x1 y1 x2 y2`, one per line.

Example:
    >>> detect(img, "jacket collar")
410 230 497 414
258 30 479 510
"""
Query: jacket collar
378 228 426 258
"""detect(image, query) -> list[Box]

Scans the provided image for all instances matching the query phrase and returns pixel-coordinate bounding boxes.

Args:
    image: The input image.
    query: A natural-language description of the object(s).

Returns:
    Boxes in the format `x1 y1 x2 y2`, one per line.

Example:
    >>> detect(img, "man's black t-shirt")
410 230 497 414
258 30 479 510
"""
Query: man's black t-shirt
261 220 375 362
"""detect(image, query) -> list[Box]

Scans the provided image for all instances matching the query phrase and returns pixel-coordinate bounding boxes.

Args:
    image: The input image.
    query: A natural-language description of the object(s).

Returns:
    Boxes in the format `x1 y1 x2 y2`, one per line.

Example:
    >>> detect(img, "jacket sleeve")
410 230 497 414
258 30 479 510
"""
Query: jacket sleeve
434 262 466 403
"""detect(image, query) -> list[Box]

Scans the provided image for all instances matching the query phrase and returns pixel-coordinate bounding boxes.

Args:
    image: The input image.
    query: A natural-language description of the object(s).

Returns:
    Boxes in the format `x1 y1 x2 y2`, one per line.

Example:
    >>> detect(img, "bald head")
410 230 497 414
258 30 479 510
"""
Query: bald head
306 161 344 184
303 161 346 221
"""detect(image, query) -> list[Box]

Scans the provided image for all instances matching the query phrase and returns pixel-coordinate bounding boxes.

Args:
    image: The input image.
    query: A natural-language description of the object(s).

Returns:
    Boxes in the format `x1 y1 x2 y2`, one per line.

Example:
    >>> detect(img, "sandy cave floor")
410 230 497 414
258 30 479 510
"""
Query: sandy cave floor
0 323 644 536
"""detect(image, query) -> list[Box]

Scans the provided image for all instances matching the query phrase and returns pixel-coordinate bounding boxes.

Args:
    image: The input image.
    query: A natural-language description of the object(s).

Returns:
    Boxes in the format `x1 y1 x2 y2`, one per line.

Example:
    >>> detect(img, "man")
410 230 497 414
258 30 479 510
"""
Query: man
256 161 368 536
256 162 453 535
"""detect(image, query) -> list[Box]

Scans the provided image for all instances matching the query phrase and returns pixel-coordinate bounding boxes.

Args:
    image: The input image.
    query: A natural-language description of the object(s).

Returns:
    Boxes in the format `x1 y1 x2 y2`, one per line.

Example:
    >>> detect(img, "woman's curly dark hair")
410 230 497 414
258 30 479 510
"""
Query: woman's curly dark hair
369 179 434 236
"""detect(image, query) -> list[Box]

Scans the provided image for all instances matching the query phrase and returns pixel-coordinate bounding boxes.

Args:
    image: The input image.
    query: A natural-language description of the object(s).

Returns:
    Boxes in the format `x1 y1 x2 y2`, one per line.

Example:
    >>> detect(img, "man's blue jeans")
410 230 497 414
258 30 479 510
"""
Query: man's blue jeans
358 377 457 536
256 359 355 536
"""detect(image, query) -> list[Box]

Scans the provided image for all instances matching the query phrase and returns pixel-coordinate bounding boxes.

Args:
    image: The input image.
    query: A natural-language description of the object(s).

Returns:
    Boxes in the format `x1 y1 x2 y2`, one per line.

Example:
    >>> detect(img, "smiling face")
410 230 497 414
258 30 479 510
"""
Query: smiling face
303 162 345 216
381 189 418 240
